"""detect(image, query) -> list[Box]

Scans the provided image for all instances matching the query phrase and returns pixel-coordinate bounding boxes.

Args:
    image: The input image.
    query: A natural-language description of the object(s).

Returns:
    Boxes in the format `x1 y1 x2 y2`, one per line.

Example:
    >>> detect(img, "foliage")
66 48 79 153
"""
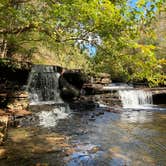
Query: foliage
0 0 165 86
0 0 127 67
33 43 92 72
92 0 166 86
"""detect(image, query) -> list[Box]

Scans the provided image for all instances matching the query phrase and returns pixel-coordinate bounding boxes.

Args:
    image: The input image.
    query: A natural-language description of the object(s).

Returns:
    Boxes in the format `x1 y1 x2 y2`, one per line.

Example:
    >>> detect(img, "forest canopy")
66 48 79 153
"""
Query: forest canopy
0 0 165 86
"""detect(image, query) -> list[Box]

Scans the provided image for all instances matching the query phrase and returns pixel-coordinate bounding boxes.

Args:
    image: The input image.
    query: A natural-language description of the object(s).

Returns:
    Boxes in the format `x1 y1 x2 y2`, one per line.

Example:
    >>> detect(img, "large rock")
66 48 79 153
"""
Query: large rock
59 70 87 100
153 93 166 104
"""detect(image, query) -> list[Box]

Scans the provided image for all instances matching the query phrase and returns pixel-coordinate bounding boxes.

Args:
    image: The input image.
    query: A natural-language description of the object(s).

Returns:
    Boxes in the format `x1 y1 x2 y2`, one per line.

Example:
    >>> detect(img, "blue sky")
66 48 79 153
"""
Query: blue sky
129 0 155 10
129 0 138 7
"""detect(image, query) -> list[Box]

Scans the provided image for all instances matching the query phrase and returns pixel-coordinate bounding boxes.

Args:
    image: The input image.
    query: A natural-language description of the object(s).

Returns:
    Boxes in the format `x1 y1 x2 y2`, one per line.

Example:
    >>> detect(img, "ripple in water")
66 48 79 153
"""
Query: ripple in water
121 110 153 123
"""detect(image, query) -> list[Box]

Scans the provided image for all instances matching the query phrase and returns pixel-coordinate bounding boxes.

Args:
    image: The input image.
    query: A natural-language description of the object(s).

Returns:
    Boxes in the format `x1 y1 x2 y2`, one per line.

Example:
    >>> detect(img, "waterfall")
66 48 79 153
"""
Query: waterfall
27 65 63 105
118 90 153 108
27 65 70 127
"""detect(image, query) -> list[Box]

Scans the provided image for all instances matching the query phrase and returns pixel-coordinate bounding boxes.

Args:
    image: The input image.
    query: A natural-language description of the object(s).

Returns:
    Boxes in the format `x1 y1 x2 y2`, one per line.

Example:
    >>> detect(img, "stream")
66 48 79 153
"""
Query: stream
0 103 166 166
0 66 165 166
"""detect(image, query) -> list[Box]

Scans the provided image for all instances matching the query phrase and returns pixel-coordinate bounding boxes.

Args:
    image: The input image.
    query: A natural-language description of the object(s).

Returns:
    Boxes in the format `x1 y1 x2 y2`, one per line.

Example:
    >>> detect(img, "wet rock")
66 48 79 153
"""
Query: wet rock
59 70 87 100
89 117 96 121
95 109 105 116
7 109 32 117
82 72 111 95
153 93 166 104
69 99 98 111
0 109 8 116
105 108 122 114
88 146 101 154
16 116 37 127
16 91 28 98
0 148 7 159
7 98 29 111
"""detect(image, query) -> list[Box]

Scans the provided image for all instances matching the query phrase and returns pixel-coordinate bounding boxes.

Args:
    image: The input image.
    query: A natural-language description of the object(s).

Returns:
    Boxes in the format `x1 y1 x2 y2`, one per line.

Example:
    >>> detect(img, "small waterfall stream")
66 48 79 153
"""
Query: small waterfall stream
27 65 69 127
27 65 63 105
118 89 153 108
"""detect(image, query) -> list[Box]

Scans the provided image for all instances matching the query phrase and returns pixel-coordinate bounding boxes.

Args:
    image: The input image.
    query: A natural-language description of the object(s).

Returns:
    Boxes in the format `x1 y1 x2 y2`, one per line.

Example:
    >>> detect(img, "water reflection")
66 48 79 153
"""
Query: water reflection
121 110 153 123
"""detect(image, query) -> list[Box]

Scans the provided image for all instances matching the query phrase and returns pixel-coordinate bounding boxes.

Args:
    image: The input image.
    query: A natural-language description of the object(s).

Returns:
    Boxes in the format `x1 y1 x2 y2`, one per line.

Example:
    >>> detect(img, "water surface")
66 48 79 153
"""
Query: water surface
0 104 166 166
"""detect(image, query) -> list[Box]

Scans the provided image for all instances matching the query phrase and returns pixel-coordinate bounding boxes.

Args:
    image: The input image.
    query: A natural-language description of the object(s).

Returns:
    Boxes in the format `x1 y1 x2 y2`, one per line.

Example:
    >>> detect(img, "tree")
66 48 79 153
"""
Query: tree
0 1 124 58
0 0 165 86
92 0 166 86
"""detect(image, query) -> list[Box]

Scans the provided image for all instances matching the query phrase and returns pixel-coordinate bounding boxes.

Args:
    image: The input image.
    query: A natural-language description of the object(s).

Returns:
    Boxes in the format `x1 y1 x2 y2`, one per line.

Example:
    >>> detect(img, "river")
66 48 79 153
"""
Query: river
1 66 165 166
0 102 166 166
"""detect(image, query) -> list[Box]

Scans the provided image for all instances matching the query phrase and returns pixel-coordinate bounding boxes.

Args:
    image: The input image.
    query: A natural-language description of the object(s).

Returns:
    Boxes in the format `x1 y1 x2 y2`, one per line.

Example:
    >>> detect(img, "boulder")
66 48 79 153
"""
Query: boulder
59 74 81 100
152 93 166 104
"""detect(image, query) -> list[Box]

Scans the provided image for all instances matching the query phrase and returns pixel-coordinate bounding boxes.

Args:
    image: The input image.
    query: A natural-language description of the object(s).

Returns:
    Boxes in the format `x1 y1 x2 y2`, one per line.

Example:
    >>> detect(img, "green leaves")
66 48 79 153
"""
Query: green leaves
0 0 165 86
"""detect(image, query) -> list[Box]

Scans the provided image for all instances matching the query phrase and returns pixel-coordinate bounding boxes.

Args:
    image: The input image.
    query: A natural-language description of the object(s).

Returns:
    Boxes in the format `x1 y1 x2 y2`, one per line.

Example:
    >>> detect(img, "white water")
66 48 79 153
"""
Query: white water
27 65 70 127
118 90 153 109
103 83 133 90
38 106 69 128
27 65 63 105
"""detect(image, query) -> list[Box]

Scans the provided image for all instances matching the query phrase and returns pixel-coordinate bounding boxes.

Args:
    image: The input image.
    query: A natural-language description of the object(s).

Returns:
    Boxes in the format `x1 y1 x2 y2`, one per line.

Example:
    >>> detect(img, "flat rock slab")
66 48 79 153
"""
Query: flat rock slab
7 109 32 117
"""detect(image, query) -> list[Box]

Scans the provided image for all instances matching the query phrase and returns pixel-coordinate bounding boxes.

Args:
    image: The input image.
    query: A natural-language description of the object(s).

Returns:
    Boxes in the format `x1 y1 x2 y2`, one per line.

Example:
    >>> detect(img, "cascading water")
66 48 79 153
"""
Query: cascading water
27 65 63 105
27 65 69 127
118 89 153 108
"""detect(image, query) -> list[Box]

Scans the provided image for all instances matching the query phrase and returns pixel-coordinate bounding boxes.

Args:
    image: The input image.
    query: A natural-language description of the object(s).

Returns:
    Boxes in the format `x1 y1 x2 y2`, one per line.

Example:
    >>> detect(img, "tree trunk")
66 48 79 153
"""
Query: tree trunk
0 38 7 58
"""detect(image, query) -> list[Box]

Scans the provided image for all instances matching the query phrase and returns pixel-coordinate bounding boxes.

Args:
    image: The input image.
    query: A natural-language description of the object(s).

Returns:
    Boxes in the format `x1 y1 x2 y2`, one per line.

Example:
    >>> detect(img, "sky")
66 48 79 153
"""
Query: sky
129 0 138 7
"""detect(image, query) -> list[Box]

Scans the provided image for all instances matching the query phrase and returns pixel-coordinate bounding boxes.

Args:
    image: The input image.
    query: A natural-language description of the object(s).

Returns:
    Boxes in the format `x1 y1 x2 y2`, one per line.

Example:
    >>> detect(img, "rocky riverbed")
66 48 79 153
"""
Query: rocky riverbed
0 95 166 166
